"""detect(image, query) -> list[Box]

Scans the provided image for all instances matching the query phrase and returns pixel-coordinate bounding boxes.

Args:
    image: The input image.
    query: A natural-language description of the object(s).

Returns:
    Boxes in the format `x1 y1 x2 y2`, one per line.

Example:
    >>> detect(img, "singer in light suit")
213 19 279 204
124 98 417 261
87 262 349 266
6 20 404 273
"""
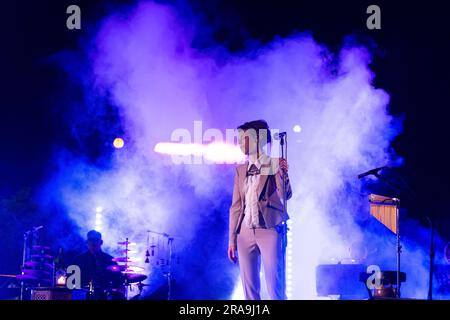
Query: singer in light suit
228 120 292 300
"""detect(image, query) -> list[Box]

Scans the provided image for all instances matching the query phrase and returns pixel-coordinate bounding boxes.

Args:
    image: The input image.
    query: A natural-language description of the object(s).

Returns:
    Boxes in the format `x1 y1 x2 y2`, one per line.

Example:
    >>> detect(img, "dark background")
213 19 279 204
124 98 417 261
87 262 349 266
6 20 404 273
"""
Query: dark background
0 0 449 296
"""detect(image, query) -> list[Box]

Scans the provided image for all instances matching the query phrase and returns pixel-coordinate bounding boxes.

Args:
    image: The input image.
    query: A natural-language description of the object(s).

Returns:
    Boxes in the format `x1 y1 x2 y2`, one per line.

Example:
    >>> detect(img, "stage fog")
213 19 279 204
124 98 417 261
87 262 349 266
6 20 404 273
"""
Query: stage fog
35 1 443 299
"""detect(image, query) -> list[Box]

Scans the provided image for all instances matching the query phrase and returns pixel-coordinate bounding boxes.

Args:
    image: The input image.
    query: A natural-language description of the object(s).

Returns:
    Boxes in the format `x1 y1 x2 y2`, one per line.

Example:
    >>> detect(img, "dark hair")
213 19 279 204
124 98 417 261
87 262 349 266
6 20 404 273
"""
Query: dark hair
237 120 272 145
87 230 102 241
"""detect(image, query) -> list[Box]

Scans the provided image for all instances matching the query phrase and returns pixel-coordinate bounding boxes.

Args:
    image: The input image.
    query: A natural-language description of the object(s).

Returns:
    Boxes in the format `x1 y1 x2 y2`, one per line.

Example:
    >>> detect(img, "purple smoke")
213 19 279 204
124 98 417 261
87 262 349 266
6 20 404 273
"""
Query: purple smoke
40 1 442 299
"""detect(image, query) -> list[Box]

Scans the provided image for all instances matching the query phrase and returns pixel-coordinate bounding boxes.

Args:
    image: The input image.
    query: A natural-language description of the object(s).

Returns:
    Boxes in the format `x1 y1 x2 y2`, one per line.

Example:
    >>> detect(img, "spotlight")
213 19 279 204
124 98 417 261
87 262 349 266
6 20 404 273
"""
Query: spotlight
55 271 67 287
113 137 125 149
293 125 302 133
95 206 103 232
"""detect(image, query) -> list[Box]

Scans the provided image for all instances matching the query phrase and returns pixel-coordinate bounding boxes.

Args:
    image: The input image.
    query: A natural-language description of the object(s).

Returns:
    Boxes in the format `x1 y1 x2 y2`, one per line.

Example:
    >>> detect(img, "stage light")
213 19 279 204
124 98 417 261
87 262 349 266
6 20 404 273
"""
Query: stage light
204 142 245 163
113 137 125 149
231 282 245 300
154 142 245 164
55 270 66 287
154 142 203 157
286 220 293 299
293 125 302 133
95 206 104 231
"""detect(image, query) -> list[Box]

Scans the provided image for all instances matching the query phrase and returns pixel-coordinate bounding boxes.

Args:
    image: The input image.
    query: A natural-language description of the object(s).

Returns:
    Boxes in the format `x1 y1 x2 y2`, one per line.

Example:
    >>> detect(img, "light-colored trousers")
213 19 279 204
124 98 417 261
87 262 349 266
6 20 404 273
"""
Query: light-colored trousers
237 226 286 300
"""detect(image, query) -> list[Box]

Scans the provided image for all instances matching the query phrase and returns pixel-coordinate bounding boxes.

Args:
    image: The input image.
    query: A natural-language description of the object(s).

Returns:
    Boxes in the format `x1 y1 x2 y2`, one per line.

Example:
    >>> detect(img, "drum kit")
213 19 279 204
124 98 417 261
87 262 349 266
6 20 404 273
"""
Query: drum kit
12 228 57 299
0 227 179 300
102 230 180 300
17 246 54 285
106 238 148 300
0 246 55 285
0 245 57 300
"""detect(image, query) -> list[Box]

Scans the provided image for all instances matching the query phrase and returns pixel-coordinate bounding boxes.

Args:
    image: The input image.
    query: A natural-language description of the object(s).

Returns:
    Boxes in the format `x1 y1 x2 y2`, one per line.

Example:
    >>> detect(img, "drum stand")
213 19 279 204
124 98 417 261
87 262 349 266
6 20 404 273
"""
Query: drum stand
20 231 28 300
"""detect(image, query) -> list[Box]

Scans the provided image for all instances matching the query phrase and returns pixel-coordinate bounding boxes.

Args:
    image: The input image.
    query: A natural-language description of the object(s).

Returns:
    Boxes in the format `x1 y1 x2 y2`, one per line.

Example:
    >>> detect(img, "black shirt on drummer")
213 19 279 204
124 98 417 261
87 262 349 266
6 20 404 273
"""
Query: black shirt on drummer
72 230 123 294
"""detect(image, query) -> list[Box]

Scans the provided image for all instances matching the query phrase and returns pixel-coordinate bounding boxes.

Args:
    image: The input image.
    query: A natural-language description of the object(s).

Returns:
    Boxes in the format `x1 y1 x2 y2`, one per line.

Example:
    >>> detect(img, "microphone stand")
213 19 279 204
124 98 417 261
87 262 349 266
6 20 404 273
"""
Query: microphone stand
367 168 434 299
20 227 41 300
279 134 288 300
427 216 435 300
372 172 402 298
375 169 436 300
20 231 29 301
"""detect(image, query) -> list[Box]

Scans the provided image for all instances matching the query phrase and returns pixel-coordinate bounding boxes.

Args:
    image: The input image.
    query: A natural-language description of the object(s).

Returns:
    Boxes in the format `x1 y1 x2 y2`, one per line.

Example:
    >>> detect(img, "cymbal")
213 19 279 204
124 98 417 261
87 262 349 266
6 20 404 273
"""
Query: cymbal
122 266 145 273
117 241 136 246
24 261 53 270
107 265 126 272
21 269 52 277
30 254 53 260
16 274 38 281
119 249 137 254
31 246 51 251
124 273 147 283
112 257 136 263
16 273 52 282
107 265 145 273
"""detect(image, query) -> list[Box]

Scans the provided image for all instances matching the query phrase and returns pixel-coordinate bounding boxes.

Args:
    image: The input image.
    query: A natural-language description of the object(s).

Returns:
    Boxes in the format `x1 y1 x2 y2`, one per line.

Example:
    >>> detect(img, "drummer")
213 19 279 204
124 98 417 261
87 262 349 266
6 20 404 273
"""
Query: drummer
72 230 123 299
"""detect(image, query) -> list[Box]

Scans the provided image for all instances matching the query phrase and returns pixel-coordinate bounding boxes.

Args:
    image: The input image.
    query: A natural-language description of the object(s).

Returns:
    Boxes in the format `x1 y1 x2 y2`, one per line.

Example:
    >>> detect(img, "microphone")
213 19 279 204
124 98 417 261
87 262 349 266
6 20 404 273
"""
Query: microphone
273 132 287 140
358 166 387 179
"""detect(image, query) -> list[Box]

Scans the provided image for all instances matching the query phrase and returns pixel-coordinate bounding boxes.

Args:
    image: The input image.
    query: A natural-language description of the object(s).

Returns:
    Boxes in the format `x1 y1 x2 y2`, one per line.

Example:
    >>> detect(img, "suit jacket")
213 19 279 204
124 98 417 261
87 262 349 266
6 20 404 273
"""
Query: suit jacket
229 156 292 246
